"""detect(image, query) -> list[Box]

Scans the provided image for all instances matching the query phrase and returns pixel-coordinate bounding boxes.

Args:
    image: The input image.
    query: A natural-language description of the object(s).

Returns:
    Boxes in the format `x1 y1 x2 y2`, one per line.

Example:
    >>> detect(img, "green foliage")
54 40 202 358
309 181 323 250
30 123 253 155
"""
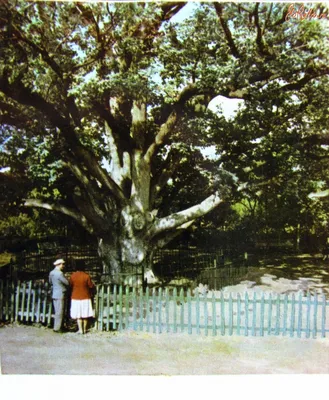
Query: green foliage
0 212 38 238
0 1 328 252
0 210 58 238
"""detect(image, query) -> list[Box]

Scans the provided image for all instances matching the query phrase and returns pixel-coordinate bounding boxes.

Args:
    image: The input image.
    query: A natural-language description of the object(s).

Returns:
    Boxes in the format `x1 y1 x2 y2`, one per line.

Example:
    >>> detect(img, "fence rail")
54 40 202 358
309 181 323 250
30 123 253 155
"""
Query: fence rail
11 248 102 280
1 279 328 339
5 248 247 291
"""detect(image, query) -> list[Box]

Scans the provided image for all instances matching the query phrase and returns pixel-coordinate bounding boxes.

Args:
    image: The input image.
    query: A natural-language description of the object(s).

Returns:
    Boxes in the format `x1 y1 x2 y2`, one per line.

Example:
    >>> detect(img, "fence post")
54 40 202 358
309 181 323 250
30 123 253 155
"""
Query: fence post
32 284 38 322
113 284 117 331
132 287 137 331
37 283 42 323
283 294 288 336
99 284 105 331
158 287 162 334
187 288 192 334
145 286 150 332
260 292 265 336
165 288 170 333
220 291 225 336
42 283 48 323
275 294 280 336
306 292 311 339
196 291 200 335
125 286 129 330
313 293 318 339
297 292 303 338
244 292 249 336
268 293 273 335
118 285 123 331
237 293 241 336
10 280 15 323
290 293 295 338
106 284 110 332
15 281 21 321
26 281 32 322
321 293 326 338
138 287 144 331
173 287 177 334
212 292 217 336
203 290 208 336
32 283 38 322
94 284 99 331
252 292 257 336
180 288 184 333
47 291 52 327
21 282 26 322
36 283 41 323
228 292 233 336
152 287 156 333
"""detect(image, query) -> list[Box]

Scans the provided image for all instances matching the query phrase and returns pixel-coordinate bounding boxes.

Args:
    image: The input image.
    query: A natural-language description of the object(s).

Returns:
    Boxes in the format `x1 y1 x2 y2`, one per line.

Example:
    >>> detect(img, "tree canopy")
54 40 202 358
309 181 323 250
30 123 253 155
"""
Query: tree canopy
1 1 328 278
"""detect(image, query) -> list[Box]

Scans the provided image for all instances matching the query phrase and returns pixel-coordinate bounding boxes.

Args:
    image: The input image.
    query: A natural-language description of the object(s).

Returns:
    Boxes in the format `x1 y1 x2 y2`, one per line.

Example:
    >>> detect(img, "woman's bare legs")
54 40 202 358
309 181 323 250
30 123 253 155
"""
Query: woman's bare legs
77 318 83 334
83 318 88 333
77 318 88 334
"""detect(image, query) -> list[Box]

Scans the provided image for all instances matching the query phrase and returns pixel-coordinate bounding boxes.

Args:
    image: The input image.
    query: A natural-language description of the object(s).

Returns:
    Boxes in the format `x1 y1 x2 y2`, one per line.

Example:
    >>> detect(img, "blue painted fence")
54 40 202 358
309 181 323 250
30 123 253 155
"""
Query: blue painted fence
1 280 328 339
94 285 329 339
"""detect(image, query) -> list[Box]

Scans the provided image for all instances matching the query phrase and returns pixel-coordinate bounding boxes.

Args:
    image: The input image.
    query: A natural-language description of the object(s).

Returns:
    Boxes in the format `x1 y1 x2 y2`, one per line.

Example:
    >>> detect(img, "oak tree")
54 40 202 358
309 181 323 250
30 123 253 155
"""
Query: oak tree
1 1 328 280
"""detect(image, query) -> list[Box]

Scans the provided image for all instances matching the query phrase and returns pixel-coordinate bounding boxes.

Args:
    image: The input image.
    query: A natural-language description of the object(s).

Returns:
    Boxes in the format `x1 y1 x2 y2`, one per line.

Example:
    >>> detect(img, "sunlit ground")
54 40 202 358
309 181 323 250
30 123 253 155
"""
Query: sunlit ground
221 254 329 295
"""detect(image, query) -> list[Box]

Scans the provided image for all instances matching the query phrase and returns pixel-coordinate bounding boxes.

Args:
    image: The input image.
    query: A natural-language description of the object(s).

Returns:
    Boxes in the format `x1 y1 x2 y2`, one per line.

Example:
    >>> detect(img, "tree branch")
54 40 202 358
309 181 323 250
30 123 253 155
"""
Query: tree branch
254 3 267 56
308 189 329 199
0 74 69 129
160 2 187 21
0 73 127 204
150 148 181 205
214 2 241 59
148 191 223 238
9 23 63 79
280 69 329 92
131 100 147 149
271 4 290 27
103 121 131 187
24 198 94 233
93 99 133 155
144 84 202 163
153 220 194 249
144 111 178 164
64 160 109 221
73 146 128 205
71 187 112 234
264 3 273 29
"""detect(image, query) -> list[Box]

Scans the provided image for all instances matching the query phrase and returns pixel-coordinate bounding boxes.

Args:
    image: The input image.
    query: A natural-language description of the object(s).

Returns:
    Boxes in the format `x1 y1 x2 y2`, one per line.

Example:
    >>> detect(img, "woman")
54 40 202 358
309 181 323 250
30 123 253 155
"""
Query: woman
69 261 95 334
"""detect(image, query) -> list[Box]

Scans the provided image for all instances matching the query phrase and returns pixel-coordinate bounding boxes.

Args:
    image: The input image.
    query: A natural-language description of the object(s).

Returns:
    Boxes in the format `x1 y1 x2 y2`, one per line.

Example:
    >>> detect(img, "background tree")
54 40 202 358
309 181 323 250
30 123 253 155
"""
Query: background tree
208 69 329 252
1 2 328 280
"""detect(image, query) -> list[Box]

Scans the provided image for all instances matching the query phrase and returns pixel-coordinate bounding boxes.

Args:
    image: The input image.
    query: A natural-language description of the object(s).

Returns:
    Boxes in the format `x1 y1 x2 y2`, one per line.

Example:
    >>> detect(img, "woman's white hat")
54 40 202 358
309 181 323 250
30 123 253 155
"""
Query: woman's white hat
54 258 65 266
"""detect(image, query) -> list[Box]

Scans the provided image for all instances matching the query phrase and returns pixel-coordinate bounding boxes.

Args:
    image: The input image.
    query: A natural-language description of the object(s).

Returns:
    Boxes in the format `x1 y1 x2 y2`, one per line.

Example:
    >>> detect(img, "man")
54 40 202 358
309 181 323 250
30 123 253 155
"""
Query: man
49 258 69 332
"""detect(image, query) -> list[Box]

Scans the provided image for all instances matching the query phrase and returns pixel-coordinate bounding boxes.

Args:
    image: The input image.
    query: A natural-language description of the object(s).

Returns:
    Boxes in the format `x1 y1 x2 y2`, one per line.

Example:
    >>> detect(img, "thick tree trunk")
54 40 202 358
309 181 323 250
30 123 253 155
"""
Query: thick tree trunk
97 204 156 283
97 238 122 282
97 236 155 284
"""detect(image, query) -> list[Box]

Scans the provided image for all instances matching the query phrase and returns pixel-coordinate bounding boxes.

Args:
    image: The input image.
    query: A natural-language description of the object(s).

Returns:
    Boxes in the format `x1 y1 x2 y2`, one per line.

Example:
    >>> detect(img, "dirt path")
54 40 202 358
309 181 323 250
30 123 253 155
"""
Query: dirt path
0 323 328 375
